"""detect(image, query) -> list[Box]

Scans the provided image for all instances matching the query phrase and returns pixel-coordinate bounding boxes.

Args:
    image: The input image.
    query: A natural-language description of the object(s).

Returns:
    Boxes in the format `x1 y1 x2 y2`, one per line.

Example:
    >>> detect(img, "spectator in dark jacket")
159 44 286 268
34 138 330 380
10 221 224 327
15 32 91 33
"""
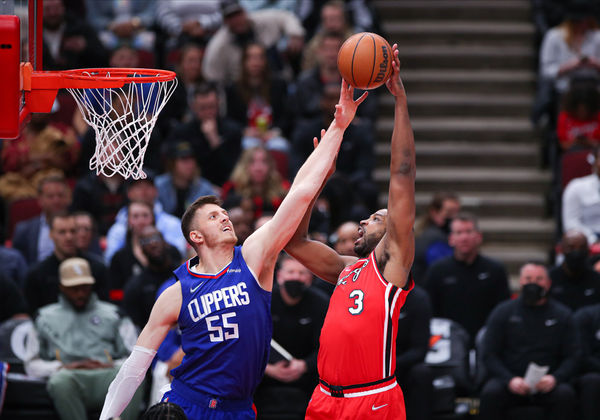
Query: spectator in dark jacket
122 226 180 328
167 82 242 187
574 303 600 420
42 0 109 70
550 230 600 311
425 212 510 346
395 285 434 420
24 212 109 315
13 175 71 265
479 262 578 420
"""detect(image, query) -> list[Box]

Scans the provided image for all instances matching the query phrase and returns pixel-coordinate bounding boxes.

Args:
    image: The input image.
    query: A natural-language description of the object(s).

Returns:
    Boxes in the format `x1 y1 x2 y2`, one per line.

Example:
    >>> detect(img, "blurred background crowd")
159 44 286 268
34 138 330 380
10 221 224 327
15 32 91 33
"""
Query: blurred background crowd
3 0 600 419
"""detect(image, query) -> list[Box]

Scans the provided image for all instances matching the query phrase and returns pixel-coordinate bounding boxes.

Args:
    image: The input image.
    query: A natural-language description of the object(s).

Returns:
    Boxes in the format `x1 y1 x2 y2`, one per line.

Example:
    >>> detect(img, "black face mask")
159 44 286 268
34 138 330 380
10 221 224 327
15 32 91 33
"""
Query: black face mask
283 280 306 299
564 250 588 275
522 283 548 306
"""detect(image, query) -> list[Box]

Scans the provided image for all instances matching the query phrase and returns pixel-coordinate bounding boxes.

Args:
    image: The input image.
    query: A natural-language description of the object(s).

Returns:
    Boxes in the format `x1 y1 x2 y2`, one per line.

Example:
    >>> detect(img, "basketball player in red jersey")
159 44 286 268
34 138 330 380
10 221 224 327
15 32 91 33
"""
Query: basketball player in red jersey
284 44 415 419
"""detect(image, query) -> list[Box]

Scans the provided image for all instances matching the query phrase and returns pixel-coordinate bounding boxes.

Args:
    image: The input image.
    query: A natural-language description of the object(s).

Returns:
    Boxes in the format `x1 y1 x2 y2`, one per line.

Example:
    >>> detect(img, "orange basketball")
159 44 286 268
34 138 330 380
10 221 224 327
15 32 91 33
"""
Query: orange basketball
337 32 393 90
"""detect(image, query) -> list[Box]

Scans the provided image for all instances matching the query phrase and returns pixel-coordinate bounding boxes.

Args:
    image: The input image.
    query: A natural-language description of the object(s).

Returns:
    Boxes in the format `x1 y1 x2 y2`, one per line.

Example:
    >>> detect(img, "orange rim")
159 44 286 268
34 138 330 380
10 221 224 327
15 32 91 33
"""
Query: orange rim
60 67 177 83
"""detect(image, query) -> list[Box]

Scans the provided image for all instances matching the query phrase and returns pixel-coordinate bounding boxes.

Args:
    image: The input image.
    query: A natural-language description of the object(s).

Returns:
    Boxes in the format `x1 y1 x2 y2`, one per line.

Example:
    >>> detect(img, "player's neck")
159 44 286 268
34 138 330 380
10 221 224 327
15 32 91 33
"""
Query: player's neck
193 244 234 275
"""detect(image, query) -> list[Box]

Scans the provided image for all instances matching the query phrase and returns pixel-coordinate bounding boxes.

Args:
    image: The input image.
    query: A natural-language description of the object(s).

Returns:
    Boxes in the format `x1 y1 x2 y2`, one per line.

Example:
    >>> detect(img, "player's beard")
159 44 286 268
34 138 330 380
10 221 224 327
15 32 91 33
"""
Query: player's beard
354 234 377 258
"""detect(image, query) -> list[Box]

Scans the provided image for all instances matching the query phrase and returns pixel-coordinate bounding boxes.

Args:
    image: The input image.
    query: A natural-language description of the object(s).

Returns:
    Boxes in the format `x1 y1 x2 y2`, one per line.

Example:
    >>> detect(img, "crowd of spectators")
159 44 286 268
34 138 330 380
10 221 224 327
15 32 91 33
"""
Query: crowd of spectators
4 1 600 420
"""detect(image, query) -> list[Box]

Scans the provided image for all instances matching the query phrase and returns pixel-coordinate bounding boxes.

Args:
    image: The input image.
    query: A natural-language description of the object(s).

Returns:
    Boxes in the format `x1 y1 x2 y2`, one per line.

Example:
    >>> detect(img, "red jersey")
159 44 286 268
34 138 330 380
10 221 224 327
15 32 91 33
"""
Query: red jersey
318 250 414 386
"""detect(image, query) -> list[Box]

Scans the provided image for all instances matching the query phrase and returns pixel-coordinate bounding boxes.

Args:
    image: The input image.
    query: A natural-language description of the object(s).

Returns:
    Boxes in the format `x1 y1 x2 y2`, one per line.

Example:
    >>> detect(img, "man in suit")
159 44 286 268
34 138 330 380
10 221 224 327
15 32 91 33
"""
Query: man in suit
12 175 71 265
24 212 109 315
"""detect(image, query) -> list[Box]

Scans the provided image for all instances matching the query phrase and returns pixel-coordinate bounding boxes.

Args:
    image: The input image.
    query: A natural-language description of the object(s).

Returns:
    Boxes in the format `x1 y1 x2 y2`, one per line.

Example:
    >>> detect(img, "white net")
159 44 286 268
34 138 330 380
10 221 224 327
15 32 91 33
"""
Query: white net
67 71 178 179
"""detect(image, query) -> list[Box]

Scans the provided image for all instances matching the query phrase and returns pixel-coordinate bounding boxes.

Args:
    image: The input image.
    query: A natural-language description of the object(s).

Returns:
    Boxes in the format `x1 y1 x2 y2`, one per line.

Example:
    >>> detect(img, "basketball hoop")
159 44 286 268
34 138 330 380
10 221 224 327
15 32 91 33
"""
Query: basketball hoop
64 68 178 179
21 65 178 179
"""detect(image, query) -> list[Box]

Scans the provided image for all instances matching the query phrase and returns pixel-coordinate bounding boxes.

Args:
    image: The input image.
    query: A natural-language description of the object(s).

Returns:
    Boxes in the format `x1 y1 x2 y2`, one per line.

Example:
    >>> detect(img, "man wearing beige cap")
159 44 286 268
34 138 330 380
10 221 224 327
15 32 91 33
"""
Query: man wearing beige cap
23 258 144 420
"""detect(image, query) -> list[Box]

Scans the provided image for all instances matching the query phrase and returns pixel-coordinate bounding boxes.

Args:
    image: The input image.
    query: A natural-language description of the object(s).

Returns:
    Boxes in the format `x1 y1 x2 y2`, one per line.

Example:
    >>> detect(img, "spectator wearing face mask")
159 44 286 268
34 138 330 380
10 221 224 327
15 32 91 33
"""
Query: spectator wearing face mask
479 262 579 420
253 254 328 420
549 230 600 311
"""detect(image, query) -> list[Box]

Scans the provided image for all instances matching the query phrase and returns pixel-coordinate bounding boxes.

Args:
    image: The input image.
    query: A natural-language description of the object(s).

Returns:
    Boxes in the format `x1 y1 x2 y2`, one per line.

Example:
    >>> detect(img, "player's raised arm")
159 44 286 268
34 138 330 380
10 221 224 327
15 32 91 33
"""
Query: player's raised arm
243 80 366 286
375 44 416 288
284 134 357 284
100 282 182 420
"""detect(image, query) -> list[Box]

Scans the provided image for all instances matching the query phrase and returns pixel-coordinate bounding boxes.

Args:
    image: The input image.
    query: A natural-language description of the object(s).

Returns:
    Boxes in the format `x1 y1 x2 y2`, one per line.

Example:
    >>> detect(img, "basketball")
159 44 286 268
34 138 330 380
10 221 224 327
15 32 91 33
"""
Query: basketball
337 32 393 90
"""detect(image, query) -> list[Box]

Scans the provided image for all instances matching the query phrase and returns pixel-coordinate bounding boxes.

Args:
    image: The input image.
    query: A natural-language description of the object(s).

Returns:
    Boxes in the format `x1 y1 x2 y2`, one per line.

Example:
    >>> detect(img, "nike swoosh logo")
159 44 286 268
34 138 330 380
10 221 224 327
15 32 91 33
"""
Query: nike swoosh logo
372 404 388 411
190 283 203 293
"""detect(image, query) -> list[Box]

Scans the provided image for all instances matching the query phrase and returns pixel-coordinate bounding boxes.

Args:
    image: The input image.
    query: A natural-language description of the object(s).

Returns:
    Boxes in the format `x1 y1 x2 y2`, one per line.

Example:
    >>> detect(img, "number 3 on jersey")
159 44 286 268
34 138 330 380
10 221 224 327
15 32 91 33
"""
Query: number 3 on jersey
348 290 364 315
206 312 239 342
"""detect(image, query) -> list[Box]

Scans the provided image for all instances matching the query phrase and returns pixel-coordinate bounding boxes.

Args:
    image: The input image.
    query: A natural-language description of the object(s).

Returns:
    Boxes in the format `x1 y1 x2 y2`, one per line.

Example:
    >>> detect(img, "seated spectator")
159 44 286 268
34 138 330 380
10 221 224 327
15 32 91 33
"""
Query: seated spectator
0 274 28 323
156 0 221 49
301 0 355 71
413 192 461 284
156 141 216 218
73 211 103 257
42 0 109 70
395 285 434 420
291 82 376 224
122 226 181 328
221 146 290 223
574 303 600 420
254 255 328 419
104 176 186 264
0 246 28 289
12 174 71 265
0 113 79 182
70 173 127 237
202 0 305 84
24 212 109 314
109 201 180 303
539 3 600 96
225 42 291 159
550 230 600 310
562 146 600 245
84 0 156 51
424 212 510 346
557 80 600 150
167 83 243 187
479 262 578 420
159 43 207 131
289 31 377 129
299 0 378 41
331 221 359 257
24 258 144 420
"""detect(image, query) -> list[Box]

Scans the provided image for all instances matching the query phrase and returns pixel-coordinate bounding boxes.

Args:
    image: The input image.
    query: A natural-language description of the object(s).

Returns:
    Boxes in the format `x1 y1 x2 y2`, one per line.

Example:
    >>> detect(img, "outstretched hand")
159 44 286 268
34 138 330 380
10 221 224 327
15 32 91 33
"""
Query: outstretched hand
385 44 405 97
333 79 368 130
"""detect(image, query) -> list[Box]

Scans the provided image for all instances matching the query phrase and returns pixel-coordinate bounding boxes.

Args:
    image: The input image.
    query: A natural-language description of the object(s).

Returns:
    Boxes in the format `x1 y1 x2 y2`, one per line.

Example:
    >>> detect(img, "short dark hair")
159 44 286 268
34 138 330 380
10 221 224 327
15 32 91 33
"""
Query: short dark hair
48 211 73 230
141 402 187 420
451 211 480 232
181 195 223 246
37 174 68 195
193 81 218 98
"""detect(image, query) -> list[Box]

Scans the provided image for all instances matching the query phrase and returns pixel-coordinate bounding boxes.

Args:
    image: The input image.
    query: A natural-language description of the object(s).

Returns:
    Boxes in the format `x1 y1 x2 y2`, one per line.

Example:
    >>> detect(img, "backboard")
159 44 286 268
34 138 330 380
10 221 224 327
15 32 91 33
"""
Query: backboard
0 0 38 139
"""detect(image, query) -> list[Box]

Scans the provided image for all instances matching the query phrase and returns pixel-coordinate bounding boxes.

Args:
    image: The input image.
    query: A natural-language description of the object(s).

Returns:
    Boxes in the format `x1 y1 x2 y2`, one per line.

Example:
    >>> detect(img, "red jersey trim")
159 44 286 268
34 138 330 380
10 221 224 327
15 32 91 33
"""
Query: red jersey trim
186 260 232 279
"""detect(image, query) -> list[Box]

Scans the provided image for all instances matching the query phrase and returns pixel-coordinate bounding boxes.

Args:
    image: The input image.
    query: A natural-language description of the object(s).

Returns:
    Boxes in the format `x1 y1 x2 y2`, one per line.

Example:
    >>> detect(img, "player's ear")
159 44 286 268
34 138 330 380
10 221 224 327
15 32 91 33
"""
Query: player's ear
189 230 203 245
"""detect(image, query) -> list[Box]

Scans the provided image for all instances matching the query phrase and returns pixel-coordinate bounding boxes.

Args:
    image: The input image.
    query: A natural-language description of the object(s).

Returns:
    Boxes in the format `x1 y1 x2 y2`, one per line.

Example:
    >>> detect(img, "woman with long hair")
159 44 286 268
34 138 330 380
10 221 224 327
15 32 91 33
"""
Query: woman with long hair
225 42 291 176
221 146 290 223
540 3 600 94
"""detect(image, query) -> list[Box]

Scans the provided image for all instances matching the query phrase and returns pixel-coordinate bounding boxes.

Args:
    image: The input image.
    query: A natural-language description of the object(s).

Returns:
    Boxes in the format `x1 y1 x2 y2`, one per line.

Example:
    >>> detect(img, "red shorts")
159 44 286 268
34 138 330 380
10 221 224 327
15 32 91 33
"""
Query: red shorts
305 381 406 420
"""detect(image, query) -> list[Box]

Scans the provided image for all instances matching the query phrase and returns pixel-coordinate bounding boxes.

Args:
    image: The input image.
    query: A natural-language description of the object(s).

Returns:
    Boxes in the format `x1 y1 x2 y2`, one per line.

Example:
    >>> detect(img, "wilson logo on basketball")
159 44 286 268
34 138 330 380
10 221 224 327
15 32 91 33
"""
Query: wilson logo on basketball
374 45 389 83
